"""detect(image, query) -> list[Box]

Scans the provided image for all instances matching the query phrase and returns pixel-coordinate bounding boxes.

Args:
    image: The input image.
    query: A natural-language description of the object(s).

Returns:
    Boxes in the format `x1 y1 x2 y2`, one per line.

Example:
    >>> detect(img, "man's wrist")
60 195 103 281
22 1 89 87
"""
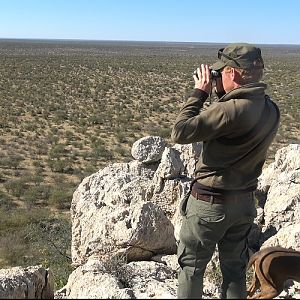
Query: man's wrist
191 88 209 101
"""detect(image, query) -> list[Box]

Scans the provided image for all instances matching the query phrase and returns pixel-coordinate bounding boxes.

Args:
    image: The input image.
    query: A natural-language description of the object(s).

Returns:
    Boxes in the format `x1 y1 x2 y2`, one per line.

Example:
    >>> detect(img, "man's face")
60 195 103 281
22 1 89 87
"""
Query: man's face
221 67 234 93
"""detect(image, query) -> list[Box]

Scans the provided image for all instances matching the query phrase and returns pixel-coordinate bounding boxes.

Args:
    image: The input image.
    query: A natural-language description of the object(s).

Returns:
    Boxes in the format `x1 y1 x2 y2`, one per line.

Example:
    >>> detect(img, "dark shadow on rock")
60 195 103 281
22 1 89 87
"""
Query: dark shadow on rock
255 189 268 209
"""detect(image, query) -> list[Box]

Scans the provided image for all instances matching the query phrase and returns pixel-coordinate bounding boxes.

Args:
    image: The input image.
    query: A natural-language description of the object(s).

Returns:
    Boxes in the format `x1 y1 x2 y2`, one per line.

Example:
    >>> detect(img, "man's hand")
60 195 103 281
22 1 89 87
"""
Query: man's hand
193 64 212 94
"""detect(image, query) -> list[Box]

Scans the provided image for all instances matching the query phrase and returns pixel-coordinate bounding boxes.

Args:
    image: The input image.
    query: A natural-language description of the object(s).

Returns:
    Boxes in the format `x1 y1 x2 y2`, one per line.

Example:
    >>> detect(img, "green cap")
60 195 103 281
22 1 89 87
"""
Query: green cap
211 43 264 70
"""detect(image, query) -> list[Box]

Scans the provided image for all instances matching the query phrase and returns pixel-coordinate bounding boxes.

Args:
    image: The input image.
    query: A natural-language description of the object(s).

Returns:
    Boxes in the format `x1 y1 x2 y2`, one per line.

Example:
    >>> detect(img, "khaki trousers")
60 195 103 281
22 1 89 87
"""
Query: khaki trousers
177 192 257 299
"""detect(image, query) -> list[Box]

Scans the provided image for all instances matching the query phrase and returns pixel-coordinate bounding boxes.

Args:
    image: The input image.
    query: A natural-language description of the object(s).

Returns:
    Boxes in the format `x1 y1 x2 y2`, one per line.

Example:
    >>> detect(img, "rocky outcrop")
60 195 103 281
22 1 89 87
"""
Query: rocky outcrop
70 137 201 267
255 144 300 248
0 266 54 299
1 138 299 299
70 162 177 266
63 140 300 299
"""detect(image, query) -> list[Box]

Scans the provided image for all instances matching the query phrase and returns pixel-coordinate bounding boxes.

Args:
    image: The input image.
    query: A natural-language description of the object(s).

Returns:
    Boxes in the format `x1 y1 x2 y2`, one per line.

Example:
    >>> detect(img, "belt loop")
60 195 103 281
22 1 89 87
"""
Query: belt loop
210 195 214 204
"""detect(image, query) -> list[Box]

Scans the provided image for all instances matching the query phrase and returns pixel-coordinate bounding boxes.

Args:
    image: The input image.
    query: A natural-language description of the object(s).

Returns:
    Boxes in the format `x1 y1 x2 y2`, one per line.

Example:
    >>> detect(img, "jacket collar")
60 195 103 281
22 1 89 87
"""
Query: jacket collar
219 82 267 102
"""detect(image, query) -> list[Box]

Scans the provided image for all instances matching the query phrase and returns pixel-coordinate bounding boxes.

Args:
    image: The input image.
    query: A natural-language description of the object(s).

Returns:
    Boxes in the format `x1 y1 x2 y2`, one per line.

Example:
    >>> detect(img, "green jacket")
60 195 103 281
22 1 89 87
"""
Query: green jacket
171 83 280 191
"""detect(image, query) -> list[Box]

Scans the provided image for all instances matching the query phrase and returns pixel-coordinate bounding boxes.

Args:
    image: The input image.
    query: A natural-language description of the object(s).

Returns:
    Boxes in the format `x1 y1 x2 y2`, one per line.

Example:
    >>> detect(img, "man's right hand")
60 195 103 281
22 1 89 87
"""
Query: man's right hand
193 64 212 94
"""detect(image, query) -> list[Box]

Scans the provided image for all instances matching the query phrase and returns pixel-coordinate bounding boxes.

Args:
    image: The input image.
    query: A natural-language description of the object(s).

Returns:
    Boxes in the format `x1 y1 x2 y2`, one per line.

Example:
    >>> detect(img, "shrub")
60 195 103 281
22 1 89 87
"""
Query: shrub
0 155 24 169
23 187 39 209
0 191 16 210
48 188 73 209
0 208 73 289
47 158 73 173
4 178 28 198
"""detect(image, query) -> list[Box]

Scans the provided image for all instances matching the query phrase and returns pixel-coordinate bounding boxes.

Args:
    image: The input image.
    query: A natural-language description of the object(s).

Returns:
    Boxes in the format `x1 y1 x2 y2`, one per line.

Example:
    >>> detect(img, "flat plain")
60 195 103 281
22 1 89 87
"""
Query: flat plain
0 39 299 287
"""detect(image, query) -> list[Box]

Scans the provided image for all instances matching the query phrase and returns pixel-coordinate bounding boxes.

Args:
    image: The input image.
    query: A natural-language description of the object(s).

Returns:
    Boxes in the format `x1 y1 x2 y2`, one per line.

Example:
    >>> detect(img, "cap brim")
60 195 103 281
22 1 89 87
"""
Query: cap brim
210 60 226 71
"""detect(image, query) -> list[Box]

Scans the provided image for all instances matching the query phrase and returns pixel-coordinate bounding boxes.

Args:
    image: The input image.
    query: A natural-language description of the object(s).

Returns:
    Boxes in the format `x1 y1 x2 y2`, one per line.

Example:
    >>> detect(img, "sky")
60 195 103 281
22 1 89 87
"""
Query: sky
0 0 299 45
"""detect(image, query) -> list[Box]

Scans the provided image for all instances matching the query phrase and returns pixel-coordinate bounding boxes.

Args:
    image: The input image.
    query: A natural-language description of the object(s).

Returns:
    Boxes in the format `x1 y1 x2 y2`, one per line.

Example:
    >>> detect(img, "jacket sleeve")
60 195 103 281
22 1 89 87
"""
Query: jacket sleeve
171 89 229 144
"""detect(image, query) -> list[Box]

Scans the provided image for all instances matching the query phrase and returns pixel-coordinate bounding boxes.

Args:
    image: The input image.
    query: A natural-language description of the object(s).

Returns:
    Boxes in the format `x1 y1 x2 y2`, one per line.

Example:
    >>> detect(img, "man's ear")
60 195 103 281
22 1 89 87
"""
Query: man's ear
232 68 243 84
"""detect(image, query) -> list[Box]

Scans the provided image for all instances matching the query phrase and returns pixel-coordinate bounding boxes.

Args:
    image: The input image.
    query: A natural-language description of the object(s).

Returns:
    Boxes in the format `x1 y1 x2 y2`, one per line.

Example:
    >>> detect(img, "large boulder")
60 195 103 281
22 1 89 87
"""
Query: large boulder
56 259 177 299
256 144 300 245
262 170 300 234
131 136 166 164
261 224 300 250
71 161 176 265
250 143 300 298
71 138 202 266
0 266 54 299
258 143 300 193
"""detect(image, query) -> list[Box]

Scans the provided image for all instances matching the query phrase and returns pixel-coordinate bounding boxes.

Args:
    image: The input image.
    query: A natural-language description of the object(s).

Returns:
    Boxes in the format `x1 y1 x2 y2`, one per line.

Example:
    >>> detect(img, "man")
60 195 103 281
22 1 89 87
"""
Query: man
171 43 280 299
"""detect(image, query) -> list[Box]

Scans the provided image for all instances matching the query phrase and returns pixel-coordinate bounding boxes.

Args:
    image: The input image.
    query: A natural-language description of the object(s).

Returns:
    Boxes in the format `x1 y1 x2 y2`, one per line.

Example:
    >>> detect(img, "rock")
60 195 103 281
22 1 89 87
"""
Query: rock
172 143 202 178
248 144 300 299
71 163 176 265
153 147 183 180
121 260 177 299
131 136 166 164
59 259 177 299
126 201 177 258
71 162 153 265
67 141 300 299
260 170 300 244
151 178 189 219
127 160 158 179
258 143 300 194
261 224 300 250
151 254 179 273
0 266 54 299
57 260 134 299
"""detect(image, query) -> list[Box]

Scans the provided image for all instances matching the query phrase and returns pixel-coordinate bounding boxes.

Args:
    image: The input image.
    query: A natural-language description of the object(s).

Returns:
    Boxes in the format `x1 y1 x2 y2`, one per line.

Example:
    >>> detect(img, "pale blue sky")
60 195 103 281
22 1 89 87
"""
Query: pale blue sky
0 0 299 44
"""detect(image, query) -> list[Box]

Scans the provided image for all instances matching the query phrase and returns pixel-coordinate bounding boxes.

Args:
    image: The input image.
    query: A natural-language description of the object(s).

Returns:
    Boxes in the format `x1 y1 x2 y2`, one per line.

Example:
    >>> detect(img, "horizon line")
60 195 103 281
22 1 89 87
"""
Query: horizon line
0 37 300 47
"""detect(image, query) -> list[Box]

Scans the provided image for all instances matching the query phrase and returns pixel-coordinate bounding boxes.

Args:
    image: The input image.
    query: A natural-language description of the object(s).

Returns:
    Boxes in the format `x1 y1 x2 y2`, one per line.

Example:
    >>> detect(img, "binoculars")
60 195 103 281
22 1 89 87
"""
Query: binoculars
193 68 221 79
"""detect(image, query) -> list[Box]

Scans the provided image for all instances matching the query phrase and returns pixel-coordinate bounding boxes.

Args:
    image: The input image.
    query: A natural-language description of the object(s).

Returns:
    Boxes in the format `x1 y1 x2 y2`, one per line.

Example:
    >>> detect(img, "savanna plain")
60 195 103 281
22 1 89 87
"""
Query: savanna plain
0 39 299 288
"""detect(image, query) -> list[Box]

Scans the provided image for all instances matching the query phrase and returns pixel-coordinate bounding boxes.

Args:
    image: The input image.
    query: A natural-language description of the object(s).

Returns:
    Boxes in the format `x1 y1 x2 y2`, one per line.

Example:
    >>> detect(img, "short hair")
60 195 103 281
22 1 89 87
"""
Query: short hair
223 66 263 84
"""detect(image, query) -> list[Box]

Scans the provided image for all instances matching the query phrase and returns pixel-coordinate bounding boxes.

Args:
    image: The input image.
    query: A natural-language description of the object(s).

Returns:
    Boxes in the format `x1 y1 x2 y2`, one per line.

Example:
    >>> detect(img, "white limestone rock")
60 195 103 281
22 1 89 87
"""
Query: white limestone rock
262 224 300 251
153 147 183 180
172 143 202 178
261 170 300 238
71 162 176 266
57 260 133 299
58 259 177 299
131 136 166 163
0 265 54 299
258 143 300 193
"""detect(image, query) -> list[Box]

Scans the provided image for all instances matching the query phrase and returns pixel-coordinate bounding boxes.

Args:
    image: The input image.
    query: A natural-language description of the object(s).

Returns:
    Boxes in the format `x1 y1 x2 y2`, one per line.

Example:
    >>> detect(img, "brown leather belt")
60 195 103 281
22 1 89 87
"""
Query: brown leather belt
190 188 224 204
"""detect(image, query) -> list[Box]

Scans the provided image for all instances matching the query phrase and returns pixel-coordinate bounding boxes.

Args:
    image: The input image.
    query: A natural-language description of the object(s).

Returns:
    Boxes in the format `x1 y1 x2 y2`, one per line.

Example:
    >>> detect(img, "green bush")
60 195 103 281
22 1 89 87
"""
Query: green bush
47 158 73 173
23 187 40 209
0 155 24 169
48 188 73 209
0 208 73 289
0 191 16 210
4 178 28 197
